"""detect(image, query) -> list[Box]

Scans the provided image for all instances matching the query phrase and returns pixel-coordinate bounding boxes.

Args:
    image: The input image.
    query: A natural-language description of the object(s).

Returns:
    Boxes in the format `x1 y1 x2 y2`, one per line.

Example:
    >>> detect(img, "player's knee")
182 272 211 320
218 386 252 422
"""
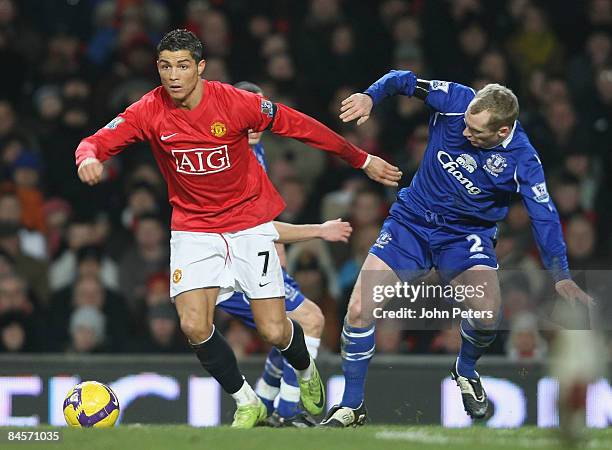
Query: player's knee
302 303 324 337
294 299 325 337
257 320 287 347
346 295 363 326
478 316 497 330
471 310 500 331
180 317 213 343
311 305 325 337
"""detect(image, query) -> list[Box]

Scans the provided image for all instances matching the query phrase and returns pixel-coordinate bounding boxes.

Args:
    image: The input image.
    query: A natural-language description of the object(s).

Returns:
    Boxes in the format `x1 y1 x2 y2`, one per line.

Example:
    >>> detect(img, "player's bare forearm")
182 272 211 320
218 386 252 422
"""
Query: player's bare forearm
273 219 352 244
273 222 326 244
275 242 288 268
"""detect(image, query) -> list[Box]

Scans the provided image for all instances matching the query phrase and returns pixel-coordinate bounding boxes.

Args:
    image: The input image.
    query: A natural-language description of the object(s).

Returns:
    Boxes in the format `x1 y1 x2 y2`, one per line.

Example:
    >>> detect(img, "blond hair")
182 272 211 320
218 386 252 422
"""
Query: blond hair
468 84 519 130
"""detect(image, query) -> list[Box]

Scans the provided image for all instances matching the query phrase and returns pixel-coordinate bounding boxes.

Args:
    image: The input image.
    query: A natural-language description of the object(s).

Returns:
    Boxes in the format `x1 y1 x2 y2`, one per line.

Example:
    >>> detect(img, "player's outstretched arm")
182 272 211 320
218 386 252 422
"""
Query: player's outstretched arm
270 103 402 187
340 70 427 127
75 101 147 186
273 219 352 244
517 152 594 306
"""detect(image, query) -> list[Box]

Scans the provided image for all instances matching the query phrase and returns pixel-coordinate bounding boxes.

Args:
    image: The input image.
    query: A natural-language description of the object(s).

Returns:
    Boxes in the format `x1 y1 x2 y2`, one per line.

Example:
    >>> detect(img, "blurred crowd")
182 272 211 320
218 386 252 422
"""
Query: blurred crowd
0 0 611 360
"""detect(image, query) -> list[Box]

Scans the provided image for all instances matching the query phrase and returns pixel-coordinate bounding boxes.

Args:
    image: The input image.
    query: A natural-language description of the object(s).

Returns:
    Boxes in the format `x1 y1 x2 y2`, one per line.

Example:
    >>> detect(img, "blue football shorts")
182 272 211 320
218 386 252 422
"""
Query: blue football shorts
369 201 498 284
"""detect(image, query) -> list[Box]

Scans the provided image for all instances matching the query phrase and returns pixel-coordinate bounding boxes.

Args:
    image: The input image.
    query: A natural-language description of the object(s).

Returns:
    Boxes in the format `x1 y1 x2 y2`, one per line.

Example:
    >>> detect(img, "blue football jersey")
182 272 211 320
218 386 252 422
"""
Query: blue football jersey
252 142 268 172
365 70 569 280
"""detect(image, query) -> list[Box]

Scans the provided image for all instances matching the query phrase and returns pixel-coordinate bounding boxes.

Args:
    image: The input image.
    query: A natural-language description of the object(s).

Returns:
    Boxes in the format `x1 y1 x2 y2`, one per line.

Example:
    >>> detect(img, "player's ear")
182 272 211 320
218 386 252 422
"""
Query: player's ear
498 125 510 139
197 59 206 76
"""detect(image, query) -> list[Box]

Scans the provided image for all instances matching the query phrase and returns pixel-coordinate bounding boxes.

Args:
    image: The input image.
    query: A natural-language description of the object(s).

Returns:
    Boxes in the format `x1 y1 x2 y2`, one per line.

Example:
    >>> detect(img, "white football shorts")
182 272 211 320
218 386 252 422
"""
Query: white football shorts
169 222 284 302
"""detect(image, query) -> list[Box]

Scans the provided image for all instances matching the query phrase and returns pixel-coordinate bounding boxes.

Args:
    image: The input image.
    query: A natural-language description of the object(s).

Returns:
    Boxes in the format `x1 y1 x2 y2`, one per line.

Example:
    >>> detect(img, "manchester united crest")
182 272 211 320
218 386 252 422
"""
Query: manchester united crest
211 121 227 138
172 269 182 284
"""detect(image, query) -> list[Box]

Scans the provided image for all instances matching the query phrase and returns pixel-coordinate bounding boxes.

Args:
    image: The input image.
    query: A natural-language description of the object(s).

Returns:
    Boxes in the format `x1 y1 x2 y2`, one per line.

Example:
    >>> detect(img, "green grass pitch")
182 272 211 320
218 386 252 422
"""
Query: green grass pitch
2 426 612 450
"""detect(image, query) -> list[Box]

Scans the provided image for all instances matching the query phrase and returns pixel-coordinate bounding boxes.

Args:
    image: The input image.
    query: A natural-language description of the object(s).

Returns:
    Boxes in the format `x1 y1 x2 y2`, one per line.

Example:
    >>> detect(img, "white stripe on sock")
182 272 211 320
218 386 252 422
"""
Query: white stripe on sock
342 326 375 338
255 378 280 401
279 379 300 403
264 360 283 377
343 346 376 359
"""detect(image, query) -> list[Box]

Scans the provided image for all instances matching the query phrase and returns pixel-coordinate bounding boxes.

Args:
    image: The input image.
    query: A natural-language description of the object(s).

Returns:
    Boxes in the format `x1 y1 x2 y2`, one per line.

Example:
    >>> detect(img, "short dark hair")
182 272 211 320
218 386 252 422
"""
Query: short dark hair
233 81 263 95
157 29 203 62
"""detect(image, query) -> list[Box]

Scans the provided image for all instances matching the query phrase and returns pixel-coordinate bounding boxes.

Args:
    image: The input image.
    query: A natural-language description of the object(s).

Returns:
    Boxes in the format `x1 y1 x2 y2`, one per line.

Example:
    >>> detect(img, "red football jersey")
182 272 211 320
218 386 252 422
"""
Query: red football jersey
76 80 368 232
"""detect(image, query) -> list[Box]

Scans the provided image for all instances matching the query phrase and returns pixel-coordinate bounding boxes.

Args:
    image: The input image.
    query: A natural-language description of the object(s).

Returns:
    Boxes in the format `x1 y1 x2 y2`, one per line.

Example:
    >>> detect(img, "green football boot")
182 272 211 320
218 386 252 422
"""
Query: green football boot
298 359 326 415
231 399 267 428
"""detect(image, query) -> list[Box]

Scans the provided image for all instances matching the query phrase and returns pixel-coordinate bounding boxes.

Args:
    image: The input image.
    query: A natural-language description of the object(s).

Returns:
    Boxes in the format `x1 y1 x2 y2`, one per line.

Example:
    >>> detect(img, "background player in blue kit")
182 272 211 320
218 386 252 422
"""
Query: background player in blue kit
216 81 340 427
321 71 594 427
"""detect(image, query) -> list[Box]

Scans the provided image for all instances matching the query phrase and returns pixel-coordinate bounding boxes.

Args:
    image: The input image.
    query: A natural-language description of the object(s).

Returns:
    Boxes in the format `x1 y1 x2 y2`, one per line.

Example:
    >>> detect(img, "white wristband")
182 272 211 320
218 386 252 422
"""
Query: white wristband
361 154 372 169
79 157 99 169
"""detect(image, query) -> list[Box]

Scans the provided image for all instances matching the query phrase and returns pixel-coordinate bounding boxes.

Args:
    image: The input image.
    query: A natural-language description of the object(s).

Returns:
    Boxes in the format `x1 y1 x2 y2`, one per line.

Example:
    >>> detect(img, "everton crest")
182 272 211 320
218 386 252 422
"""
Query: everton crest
373 231 392 249
484 153 507 177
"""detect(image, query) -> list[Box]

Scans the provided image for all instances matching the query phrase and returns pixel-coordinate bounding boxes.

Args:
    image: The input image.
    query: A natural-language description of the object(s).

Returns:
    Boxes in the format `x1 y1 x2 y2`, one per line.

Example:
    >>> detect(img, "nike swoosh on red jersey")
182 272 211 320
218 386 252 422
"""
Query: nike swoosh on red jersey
160 133 178 141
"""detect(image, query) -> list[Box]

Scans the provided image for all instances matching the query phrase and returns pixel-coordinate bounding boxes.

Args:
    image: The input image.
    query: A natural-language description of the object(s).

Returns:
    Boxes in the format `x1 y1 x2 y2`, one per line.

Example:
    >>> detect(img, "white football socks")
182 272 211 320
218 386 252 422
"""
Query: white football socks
231 379 259 407
304 335 320 360
294 336 321 381
296 357 314 381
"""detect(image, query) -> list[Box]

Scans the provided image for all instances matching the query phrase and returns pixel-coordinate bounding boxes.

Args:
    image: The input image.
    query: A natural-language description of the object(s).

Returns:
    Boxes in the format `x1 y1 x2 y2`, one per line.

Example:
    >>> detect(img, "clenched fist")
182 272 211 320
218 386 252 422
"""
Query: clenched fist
319 218 353 243
77 158 104 186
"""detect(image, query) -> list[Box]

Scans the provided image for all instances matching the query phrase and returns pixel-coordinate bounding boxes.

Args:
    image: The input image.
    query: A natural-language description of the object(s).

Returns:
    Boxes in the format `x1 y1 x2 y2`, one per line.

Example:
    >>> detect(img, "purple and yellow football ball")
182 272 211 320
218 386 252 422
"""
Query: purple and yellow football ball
63 381 120 428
